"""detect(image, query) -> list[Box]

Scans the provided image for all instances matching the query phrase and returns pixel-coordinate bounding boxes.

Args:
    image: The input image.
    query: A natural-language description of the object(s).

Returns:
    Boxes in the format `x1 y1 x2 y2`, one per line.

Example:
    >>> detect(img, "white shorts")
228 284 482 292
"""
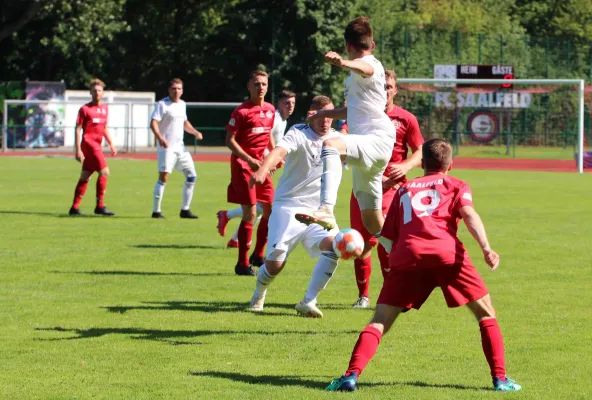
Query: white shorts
342 134 393 210
266 204 339 262
157 147 196 175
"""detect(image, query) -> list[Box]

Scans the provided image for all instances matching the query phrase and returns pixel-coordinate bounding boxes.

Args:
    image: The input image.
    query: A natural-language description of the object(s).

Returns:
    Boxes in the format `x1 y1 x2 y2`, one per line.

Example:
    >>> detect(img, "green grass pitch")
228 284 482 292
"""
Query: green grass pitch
0 156 591 399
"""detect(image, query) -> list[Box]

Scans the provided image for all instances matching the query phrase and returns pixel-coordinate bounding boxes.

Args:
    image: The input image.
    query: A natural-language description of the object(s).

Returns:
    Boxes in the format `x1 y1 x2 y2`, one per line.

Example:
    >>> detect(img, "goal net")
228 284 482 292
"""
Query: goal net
396 78 590 173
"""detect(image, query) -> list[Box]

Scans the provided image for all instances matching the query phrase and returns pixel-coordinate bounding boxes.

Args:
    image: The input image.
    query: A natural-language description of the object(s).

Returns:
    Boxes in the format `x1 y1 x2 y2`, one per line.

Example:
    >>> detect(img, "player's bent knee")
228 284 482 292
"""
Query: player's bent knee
467 294 496 321
186 175 196 183
371 304 402 334
99 168 110 177
264 260 286 275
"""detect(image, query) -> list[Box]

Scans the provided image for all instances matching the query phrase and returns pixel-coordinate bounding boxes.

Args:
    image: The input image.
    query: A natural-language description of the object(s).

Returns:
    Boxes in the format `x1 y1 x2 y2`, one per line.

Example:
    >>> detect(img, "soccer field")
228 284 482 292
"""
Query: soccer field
0 157 590 399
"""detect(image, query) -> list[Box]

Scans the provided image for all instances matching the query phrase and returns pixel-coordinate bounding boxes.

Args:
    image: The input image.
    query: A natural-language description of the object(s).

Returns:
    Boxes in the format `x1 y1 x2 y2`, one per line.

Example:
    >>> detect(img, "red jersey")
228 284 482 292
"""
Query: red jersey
385 105 424 184
226 100 275 161
383 174 474 270
76 102 108 148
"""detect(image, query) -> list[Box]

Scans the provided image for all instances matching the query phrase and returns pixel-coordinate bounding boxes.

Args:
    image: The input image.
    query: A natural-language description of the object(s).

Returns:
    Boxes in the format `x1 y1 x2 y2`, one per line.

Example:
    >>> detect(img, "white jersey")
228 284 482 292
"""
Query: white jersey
344 55 395 140
275 124 341 209
151 97 187 150
270 110 287 145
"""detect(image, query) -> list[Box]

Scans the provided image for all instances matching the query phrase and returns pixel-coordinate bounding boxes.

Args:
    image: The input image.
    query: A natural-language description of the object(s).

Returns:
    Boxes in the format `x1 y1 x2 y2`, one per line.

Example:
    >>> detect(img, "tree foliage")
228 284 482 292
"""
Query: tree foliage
0 0 590 117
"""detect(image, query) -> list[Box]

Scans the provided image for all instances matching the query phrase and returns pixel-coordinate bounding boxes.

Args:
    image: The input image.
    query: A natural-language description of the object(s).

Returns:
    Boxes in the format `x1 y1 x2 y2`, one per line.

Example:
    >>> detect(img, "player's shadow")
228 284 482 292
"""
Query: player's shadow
190 371 393 390
103 300 298 317
35 326 359 346
51 270 231 277
190 371 489 391
132 244 223 250
0 210 145 219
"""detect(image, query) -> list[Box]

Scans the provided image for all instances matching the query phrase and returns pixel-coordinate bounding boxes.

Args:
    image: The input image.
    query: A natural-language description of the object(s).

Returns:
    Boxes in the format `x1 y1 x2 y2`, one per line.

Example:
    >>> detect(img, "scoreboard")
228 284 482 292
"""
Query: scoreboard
457 64 514 88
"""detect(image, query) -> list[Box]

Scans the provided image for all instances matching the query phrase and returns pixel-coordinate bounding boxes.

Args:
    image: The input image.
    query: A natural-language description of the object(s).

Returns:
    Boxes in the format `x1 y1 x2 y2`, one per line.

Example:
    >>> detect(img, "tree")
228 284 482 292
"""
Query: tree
0 0 43 43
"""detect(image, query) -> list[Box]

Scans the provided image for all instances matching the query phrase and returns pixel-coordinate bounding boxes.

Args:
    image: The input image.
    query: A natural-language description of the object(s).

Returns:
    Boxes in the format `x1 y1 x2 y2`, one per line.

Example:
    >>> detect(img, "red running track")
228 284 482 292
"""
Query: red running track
0 151 585 172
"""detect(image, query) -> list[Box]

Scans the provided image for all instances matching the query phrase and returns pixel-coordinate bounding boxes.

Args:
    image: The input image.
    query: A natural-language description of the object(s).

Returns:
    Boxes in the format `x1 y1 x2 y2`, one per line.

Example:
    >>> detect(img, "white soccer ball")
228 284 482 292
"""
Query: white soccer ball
333 228 364 260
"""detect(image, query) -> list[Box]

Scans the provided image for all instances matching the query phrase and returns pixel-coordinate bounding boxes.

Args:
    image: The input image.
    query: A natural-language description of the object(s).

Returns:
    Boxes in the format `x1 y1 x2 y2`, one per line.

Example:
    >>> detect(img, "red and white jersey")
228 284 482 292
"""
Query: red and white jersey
226 100 275 161
385 105 424 184
76 102 108 147
382 174 474 270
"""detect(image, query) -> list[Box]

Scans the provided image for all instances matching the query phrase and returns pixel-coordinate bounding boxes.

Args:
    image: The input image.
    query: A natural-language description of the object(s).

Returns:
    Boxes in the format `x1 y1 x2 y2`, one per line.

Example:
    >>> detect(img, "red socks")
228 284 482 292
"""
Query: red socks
479 318 506 378
252 216 269 258
72 179 89 209
354 256 372 298
377 244 390 278
346 326 383 376
96 175 108 208
238 221 254 267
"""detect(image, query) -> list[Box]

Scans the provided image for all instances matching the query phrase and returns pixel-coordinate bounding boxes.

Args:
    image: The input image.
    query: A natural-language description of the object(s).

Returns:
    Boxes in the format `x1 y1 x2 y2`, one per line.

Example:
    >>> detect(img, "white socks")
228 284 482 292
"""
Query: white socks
227 208 242 219
255 265 276 296
304 251 339 303
153 180 166 212
320 147 342 209
182 176 196 210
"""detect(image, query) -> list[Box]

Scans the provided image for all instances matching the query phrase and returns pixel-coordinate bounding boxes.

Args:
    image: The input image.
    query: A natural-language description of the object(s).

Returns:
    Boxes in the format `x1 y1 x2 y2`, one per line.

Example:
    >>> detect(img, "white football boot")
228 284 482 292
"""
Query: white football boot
295 300 324 318
248 290 267 312
295 205 336 231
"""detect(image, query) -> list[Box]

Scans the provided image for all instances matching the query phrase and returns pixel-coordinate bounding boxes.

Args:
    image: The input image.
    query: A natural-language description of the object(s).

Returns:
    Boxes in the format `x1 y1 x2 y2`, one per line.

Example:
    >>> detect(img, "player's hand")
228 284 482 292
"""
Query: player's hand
194 131 203 140
382 175 397 191
483 248 500 271
250 169 268 187
324 51 344 67
247 157 261 172
158 138 168 148
388 163 411 180
306 110 321 123
75 150 84 163
110 146 117 156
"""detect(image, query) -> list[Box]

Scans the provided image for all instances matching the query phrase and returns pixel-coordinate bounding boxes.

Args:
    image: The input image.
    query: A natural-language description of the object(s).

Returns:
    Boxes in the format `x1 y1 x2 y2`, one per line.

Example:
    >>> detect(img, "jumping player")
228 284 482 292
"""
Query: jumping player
249 95 340 318
326 139 522 392
69 79 117 216
150 78 202 219
351 69 424 309
225 70 275 276
296 17 395 255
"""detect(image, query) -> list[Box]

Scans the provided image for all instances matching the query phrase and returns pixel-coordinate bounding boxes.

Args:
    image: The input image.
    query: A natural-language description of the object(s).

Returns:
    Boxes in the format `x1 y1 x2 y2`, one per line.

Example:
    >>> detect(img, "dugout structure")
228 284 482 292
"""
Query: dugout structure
1 101 239 153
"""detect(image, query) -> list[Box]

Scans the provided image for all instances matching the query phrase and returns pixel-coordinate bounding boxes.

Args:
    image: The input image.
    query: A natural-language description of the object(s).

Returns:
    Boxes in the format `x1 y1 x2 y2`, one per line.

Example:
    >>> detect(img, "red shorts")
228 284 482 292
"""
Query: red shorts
377 263 489 310
350 188 397 245
227 158 274 205
81 141 107 172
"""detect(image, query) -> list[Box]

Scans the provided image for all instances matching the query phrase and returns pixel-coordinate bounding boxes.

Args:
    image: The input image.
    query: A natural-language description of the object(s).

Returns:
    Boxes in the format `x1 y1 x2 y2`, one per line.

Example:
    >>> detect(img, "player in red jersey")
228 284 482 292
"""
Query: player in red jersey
225 70 276 276
69 79 117 216
326 139 522 393
350 69 424 308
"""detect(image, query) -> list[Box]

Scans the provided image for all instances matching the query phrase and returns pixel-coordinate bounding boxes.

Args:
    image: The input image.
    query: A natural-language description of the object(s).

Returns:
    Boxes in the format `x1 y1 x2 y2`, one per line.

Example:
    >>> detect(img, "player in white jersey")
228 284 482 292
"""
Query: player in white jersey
150 78 203 219
248 95 341 318
217 89 296 248
296 17 395 251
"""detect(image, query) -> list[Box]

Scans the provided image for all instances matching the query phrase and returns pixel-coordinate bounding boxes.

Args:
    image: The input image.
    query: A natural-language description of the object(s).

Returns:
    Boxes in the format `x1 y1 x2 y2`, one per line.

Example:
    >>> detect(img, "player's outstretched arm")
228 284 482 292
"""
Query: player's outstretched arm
183 120 203 140
459 206 500 271
324 51 374 78
307 107 347 123
250 146 288 187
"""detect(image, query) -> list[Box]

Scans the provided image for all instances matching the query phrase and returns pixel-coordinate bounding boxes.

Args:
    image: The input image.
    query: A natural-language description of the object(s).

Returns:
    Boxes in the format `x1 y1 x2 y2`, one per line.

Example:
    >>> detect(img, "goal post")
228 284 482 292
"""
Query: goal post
397 78 587 174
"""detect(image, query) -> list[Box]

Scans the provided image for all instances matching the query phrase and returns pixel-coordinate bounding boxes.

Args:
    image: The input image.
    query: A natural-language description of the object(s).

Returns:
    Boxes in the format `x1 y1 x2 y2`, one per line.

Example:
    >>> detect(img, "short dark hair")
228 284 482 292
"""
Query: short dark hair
344 16 373 50
310 95 333 109
422 138 453 171
249 70 268 81
385 69 397 82
278 89 296 100
169 78 183 87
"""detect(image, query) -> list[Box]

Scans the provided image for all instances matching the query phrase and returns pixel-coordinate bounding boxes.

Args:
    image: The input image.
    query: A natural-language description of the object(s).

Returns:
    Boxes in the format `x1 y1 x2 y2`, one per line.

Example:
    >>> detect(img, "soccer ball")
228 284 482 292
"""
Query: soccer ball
333 228 364 260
